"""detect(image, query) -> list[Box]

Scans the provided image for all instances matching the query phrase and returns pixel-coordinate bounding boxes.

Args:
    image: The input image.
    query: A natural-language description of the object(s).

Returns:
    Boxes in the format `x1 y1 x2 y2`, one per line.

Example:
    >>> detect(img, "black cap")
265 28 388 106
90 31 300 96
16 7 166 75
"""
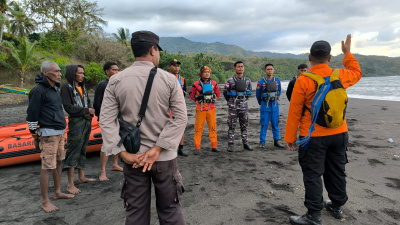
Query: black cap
131 30 163 51
310 40 331 57
169 59 181 65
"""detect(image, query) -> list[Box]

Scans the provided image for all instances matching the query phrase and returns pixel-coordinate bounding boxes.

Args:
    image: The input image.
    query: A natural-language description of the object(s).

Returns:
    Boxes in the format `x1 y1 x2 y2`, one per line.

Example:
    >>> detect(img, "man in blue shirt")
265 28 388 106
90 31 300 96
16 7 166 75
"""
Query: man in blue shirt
256 63 285 149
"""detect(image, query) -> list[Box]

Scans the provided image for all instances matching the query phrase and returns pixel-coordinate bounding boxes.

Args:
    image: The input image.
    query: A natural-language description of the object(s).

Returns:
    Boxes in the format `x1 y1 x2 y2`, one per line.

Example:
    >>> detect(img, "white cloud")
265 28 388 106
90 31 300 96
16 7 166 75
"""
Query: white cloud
96 0 400 57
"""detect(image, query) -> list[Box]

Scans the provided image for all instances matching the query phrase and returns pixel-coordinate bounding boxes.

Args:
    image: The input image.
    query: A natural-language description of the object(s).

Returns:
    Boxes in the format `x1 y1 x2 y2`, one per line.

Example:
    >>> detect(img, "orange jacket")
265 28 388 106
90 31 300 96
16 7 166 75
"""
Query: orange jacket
284 53 362 143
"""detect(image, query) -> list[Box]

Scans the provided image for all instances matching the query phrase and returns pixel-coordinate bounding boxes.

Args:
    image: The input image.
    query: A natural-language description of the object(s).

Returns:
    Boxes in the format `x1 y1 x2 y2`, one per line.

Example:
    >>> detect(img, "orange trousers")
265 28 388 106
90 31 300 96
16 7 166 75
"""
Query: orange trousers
194 109 217 150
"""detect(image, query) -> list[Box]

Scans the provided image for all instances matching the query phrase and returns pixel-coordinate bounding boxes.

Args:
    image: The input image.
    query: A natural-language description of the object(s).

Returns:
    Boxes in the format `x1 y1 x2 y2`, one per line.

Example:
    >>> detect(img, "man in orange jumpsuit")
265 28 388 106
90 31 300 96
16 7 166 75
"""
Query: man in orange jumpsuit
189 66 220 155
285 34 362 225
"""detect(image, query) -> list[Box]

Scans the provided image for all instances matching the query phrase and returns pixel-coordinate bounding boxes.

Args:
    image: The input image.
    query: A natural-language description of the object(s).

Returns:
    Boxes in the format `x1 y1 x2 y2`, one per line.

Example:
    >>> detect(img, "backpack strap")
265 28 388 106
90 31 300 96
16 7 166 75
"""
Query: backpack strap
302 72 326 88
329 69 340 82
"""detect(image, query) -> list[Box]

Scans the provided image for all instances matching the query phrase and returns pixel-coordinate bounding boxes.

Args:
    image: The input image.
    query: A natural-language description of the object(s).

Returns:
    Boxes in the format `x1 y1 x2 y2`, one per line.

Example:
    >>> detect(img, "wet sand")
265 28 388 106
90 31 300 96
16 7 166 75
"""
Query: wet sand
0 90 399 225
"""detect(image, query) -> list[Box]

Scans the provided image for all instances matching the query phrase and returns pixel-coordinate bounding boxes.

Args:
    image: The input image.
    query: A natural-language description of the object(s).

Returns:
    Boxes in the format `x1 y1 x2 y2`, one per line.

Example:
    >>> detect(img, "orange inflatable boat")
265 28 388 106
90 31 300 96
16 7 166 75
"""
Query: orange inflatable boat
0 117 102 167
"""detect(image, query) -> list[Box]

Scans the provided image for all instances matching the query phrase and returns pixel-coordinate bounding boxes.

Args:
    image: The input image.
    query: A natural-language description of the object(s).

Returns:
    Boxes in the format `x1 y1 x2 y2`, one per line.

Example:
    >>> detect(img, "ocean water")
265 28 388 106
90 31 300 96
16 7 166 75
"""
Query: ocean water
281 75 400 102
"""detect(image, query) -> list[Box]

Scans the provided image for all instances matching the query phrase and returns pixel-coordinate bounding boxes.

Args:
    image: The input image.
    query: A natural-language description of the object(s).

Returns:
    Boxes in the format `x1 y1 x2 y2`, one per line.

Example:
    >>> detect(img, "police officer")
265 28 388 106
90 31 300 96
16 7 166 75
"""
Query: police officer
223 61 253 152
256 63 285 149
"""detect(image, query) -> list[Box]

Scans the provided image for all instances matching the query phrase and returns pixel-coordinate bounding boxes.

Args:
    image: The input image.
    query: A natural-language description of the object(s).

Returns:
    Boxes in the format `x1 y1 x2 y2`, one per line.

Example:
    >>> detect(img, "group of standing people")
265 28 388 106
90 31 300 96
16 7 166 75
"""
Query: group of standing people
27 30 361 225
26 61 125 212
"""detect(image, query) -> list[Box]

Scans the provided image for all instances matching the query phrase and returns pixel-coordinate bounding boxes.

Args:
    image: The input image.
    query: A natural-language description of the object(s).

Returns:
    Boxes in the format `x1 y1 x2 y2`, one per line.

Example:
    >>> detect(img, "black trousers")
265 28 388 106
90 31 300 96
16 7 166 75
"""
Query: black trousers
121 158 185 225
299 132 349 214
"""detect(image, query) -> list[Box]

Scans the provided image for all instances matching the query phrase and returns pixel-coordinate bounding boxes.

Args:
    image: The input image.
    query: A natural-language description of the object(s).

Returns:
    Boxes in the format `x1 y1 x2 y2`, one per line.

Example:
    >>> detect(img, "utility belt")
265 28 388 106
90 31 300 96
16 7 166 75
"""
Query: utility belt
227 91 252 99
261 91 279 108
197 93 216 103
261 91 279 101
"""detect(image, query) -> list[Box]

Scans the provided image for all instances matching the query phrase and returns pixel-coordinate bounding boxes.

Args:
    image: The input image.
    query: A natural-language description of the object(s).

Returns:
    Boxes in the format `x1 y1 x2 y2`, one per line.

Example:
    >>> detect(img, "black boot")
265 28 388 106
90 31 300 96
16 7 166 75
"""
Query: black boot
324 200 343 219
289 213 322 225
227 145 234 152
243 143 253 151
212 148 219 152
178 147 188 156
274 139 285 148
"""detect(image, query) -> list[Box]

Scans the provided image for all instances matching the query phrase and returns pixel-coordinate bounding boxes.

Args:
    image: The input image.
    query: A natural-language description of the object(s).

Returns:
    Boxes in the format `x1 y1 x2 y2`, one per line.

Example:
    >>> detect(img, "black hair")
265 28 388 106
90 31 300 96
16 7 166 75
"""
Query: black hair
131 41 158 58
234 61 244 67
309 55 330 64
103 61 117 73
264 63 274 69
298 64 308 70
77 65 84 71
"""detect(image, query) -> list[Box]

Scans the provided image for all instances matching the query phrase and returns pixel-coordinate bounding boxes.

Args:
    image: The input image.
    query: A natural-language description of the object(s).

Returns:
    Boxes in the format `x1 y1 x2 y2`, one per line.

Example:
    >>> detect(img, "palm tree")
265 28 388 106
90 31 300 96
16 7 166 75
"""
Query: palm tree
0 0 9 43
112 27 130 46
7 1 36 37
1 37 39 87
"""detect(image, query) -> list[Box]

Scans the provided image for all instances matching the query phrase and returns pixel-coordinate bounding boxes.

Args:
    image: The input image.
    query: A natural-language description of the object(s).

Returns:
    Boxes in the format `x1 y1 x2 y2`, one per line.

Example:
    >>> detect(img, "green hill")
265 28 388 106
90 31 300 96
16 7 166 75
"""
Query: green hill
160 37 309 59
160 37 400 77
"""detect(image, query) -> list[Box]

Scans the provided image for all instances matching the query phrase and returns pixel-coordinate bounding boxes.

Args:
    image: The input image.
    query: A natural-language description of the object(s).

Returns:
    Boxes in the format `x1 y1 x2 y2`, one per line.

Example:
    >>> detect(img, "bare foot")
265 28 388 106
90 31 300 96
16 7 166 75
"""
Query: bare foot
53 192 75 199
66 185 81 194
99 173 109 181
42 201 59 213
111 165 123 172
78 177 96 183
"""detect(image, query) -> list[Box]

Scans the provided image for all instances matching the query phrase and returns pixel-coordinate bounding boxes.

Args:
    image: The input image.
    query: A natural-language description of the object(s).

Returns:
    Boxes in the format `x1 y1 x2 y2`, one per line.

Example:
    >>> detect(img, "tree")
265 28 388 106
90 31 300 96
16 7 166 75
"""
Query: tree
112 27 130 46
0 37 39 87
25 0 107 38
7 1 36 37
0 0 9 43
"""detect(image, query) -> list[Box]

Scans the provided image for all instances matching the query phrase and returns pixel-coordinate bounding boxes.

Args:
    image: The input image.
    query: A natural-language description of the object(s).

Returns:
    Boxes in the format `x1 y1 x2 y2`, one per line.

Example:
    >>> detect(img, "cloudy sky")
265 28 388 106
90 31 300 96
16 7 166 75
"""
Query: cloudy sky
96 0 400 57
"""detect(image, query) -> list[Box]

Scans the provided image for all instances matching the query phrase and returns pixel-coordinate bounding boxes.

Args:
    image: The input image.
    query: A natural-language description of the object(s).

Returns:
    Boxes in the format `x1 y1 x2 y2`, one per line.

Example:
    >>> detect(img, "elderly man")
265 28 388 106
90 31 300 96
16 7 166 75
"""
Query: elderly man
27 61 75 213
100 31 187 224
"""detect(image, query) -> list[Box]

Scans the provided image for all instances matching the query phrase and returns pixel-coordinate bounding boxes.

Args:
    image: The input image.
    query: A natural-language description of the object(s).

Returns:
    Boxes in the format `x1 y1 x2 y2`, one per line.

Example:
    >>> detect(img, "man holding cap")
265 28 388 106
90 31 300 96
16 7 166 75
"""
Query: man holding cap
168 59 188 156
100 31 187 225
285 35 361 225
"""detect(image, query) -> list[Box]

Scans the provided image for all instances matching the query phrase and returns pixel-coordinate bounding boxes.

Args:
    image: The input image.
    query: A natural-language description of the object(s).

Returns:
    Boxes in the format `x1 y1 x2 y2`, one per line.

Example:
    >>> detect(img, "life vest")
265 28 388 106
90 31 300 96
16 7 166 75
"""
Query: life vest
176 74 184 88
227 76 251 98
295 69 348 149
261 77 279 102
196 79 216 103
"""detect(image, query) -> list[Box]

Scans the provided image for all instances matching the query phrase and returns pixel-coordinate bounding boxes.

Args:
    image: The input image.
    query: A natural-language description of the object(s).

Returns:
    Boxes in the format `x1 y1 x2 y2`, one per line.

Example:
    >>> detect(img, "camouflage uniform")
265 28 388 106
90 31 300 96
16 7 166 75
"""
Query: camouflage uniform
223 75 252 145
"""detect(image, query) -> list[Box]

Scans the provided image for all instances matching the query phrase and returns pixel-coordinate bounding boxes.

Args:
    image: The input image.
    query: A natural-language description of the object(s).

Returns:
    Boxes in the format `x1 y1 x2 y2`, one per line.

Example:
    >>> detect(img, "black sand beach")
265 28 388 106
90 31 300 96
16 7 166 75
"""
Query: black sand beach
0 90 399 225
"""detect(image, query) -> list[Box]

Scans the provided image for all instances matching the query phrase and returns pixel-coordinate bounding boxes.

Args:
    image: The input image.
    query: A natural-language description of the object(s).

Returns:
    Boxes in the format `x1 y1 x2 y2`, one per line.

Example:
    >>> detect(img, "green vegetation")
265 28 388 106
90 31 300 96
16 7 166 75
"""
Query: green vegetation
1 36 39 87
0 0 399 89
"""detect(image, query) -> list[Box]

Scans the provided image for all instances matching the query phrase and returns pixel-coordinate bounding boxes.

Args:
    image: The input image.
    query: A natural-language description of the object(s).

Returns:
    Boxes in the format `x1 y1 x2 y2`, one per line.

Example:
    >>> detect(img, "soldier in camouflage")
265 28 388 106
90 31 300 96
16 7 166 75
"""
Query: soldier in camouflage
223 61 253 152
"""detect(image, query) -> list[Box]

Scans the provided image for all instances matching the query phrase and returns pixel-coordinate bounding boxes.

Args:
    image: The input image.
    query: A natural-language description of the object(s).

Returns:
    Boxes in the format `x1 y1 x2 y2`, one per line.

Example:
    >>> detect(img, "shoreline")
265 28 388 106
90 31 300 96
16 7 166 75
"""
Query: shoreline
0 92 399 224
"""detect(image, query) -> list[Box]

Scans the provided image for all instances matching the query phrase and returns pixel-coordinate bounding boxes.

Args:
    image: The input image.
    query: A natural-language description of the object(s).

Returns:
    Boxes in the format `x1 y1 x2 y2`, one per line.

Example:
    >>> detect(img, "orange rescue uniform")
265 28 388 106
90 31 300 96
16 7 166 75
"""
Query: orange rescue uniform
284 53 362 143
189 79 220 149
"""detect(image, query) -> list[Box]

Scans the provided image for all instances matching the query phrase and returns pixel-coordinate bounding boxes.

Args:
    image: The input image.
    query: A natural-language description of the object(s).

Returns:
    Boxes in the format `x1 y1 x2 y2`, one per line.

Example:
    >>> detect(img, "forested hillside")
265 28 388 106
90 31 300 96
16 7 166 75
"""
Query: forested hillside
1 0 399 89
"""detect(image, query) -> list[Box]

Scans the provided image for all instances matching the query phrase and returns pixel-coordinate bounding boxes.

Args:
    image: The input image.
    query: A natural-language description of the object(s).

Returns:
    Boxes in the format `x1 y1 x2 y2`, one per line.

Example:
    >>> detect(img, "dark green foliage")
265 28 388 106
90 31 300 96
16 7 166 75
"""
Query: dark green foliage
37 30 75 55
28 32 41 42
84 62 105 85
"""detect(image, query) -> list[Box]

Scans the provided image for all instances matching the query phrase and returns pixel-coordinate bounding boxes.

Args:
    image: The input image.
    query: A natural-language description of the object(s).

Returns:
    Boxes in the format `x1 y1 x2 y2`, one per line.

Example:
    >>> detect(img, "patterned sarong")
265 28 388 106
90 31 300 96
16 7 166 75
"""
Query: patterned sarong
63 117 92 170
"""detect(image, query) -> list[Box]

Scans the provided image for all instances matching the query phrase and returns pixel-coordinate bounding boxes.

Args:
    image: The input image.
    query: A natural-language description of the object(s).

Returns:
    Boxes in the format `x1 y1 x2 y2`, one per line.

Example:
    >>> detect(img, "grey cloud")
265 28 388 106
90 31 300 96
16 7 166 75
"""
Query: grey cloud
96 0 400 56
